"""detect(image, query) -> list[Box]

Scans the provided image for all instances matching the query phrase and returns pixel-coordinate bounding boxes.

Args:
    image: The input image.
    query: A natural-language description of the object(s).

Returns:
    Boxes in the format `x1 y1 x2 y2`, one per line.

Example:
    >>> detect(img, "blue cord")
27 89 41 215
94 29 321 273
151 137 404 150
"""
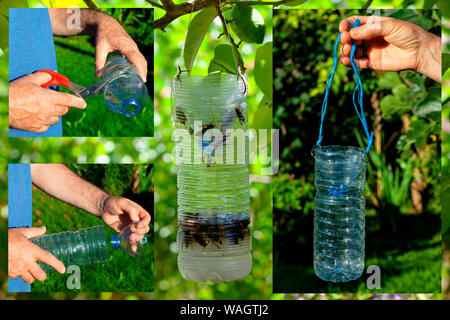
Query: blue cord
316 18 373 153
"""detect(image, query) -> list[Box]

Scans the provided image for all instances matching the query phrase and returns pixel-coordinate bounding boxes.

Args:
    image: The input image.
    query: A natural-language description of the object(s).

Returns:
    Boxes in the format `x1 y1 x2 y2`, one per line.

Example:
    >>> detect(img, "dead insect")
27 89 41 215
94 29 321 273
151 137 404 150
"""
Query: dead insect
234 105 246 125
175 106 187 125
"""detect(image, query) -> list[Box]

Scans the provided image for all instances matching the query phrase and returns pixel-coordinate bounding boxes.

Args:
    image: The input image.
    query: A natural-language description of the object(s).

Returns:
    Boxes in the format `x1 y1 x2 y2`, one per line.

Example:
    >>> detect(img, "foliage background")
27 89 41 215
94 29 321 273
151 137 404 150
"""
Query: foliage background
55 8 154 137
31 164 154 292
0 0 448 301
273 8 442 293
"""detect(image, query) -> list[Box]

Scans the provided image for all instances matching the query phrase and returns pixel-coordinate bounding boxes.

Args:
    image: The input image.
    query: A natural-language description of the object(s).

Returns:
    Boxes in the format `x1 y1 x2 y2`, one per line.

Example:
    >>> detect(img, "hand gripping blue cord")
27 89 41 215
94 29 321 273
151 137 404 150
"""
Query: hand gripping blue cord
315 19 374 153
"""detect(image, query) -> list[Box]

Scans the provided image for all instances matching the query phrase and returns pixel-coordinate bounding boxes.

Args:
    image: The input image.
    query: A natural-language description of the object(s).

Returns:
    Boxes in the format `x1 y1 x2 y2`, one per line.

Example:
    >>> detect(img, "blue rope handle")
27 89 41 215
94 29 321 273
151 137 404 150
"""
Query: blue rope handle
315 19 374 153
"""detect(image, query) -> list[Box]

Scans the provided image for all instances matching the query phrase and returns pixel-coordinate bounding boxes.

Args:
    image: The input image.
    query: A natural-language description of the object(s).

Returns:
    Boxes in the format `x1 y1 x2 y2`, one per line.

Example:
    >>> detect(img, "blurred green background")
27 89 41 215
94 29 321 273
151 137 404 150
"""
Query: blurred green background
273 9 442 293
0 0 448 301
56 8 154 137
31 164 154 292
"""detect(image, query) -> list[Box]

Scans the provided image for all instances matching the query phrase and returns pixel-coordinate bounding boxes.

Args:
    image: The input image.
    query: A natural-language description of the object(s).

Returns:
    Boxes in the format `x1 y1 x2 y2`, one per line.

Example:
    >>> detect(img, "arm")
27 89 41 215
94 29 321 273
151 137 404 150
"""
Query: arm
30 164 108 217
48 8 147 81
30 164 151 245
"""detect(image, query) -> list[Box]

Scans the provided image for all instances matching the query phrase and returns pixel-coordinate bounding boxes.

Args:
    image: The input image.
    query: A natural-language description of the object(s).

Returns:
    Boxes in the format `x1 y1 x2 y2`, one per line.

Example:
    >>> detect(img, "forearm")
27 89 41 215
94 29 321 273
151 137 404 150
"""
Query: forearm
48 8 114 36
417 31 442 83
30 164 109 217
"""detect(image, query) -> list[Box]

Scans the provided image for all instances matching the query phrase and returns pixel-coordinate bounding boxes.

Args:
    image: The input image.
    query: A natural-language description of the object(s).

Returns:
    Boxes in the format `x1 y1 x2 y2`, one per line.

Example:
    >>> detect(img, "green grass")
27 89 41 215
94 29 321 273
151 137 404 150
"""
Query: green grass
55 36 154 137
274 214 442 293
31 165 154 292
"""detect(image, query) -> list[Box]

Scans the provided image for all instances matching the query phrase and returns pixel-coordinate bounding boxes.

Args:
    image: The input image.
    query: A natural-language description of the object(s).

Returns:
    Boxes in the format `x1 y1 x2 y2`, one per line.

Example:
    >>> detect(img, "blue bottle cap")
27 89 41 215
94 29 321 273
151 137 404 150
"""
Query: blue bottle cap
122 99 140 117
111 235 119 249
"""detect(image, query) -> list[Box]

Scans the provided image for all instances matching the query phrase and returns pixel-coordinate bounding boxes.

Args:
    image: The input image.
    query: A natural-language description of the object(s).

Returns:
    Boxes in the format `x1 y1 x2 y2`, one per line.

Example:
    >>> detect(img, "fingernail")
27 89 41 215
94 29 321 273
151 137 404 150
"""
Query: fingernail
352 29 359 36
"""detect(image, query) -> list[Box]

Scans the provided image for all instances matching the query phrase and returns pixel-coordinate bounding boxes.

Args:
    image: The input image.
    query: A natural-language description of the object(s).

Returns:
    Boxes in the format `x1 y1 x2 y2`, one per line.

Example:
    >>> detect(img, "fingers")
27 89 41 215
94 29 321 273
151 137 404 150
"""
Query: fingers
22 226 47 239
30 264 47 282
95 41 110 77
340 44 365 58
54 105 70 116
340 56 371 69
21 271 35 284
36 247 66 274
47 90 86 109
121 49 147 82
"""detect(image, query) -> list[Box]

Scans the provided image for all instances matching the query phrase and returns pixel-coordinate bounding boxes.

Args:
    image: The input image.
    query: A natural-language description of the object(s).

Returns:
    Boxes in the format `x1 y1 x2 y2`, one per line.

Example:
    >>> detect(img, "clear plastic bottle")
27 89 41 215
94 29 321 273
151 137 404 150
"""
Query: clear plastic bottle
31 225 147 272
172 74 252 282
110 224 148 257
313 145 366 282
101 52 148 117
30 225 108 272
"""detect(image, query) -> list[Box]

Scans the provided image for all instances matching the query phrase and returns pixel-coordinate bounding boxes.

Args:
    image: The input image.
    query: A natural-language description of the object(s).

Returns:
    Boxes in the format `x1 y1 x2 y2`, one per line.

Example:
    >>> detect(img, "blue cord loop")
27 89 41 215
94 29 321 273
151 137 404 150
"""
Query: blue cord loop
316 18 373 153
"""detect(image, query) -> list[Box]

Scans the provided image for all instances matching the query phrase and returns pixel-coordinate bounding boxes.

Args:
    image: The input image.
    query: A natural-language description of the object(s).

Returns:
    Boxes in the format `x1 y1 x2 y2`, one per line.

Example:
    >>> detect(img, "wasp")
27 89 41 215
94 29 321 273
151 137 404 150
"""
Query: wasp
234 105 246 125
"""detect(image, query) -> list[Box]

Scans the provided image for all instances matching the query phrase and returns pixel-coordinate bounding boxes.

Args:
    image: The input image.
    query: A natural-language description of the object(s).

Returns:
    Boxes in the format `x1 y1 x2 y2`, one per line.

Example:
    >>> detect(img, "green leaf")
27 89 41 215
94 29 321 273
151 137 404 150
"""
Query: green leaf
253 96 273 144
385 10 433 30
377 72 403 90
183 7 217 72
424 0 439 9
379 94 411 119
254 42 273 99
0 0 27 16
282 0 308 6
0 14 8 50
414 99 441 117
437 0 450 19
208 44 241 75
443 53 450 75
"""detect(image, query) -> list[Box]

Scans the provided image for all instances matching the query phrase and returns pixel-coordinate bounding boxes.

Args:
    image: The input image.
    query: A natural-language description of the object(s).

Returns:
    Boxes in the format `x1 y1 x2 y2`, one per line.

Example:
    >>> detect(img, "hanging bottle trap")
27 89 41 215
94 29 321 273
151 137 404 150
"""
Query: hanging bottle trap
312 19 373 283
172 74 251 282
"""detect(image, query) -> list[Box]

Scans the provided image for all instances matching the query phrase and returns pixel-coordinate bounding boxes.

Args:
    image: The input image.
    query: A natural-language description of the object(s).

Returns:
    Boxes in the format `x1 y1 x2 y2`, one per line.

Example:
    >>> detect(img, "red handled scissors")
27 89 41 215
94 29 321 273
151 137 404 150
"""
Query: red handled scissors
37 66 133 99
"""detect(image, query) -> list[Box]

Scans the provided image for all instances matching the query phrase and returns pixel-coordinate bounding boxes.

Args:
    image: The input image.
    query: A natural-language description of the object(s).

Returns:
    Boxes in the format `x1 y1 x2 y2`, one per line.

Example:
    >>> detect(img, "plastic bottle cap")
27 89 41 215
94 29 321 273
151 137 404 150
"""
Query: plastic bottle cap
111 235 119 249
122 99 140 117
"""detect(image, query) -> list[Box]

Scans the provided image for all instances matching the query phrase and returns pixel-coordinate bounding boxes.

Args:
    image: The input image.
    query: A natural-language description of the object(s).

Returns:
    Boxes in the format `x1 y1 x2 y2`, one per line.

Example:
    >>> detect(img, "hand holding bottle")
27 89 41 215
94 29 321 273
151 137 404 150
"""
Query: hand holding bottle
8 226 65 284
339 15 441 82
99 195 151 252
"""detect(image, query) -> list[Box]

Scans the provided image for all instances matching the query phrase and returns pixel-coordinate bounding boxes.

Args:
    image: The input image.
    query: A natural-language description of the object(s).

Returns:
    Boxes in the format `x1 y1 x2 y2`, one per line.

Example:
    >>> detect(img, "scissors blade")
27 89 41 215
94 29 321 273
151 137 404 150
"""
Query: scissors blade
76 64 134 99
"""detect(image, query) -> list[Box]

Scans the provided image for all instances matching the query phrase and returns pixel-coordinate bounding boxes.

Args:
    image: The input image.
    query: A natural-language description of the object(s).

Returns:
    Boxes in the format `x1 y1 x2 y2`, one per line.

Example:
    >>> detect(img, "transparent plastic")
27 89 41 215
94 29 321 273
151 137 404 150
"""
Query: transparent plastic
102 52 148 117
313 145 366 282
172 74 251 282
30 225 108 272
110 224 148 257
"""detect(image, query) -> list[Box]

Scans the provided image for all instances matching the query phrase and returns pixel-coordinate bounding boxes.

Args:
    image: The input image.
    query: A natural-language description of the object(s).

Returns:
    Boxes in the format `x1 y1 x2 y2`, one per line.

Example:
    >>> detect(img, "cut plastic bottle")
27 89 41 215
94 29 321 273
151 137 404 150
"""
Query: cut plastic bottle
102 52 148 117
172 74 252 282
313 145 366 282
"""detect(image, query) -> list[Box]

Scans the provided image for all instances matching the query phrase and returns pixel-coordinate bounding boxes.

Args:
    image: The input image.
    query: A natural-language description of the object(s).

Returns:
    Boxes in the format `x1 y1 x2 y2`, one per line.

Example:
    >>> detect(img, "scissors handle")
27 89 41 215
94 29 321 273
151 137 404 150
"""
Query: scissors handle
36 69 71 88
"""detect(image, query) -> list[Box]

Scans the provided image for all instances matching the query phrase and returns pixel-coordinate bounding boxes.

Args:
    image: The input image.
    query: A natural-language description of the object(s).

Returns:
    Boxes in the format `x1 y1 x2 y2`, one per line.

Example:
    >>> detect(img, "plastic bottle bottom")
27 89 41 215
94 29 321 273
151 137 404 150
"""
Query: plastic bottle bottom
314 259 364 282
178 253 252 282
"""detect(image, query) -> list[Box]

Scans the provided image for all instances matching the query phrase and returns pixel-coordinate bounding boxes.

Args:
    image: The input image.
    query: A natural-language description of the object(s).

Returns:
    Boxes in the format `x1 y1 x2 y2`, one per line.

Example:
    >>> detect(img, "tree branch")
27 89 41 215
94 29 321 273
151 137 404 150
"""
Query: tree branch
83 0 98 9
362 0 373 10
154 0 291 31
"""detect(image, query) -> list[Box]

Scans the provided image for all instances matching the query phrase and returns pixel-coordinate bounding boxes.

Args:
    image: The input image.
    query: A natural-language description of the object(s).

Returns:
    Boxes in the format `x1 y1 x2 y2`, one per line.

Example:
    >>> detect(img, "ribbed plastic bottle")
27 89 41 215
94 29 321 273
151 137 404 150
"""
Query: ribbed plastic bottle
102 52 148 117
313 145 366 282
172 74 252 282
31 225 147 272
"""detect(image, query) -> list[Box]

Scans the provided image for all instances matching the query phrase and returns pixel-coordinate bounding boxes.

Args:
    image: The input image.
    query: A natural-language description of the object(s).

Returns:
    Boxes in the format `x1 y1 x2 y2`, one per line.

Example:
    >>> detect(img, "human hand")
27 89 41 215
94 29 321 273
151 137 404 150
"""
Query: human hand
94 14 147 82
339 16 441 82
9 72 87 133
99 195 151 251
8 227 65 284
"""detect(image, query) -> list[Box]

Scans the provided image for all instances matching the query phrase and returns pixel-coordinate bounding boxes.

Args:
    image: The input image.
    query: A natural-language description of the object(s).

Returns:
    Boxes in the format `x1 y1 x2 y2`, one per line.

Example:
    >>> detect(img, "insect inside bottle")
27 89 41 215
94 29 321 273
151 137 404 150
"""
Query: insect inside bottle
179 216 250 249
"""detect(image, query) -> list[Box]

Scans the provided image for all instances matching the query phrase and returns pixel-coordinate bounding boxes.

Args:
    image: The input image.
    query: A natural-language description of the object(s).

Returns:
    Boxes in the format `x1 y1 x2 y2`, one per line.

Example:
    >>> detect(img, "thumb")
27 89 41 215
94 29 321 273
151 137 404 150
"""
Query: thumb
350 21 394 40
27 72 52 86
22 226 46 239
